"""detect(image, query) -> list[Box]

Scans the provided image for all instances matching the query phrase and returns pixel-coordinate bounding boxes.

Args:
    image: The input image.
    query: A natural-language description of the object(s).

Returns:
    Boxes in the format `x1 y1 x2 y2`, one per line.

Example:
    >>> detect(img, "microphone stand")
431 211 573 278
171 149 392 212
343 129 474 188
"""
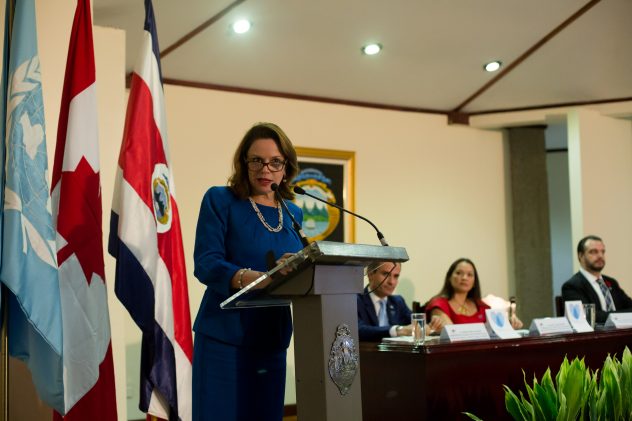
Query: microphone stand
271 183 310 247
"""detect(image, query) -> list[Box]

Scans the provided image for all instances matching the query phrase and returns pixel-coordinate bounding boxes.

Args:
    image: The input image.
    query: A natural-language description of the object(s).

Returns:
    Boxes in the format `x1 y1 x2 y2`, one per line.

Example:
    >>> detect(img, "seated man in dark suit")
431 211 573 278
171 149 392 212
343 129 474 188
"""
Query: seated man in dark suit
562 235 632 324
357 261 413 341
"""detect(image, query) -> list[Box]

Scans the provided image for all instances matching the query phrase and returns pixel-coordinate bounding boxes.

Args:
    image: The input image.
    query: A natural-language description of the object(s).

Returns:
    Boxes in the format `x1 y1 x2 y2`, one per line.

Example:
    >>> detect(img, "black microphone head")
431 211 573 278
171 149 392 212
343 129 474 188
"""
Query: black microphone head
293 185 306 195
271 183 279 191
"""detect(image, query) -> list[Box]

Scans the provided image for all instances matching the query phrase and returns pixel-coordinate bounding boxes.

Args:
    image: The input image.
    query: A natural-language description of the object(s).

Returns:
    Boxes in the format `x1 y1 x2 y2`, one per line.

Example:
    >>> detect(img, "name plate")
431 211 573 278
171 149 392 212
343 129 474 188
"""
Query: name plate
485 309 520 339
604 312 632 329
529 317 573 336
564 300 593 333
440 323 491 343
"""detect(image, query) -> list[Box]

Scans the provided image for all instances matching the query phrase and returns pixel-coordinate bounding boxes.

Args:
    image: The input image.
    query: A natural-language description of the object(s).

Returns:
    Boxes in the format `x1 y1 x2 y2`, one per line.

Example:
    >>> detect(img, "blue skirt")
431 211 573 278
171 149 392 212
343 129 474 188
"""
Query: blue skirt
192 334 287 421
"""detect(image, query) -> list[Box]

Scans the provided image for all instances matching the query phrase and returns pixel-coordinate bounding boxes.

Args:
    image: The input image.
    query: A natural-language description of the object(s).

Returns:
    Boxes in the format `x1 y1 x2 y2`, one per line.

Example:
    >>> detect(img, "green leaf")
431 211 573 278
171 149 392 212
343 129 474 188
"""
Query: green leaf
555 393 567 421
462 412 485 421
541 368 558 407
557 357 586 420
533 381 557 420
600 355 622 419
619 347 632 417
504 386 532 421
580 370 598 420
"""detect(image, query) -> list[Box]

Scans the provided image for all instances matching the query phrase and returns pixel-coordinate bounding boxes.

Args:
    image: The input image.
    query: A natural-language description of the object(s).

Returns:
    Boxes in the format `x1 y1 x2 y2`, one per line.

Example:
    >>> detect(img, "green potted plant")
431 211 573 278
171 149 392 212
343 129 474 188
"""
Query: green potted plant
465 346 632 421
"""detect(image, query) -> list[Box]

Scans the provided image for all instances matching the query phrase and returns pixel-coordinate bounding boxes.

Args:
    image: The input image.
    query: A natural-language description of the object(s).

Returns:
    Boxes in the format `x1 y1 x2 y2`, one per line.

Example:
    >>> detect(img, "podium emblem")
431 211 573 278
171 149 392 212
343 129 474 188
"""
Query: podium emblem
328 324 358 395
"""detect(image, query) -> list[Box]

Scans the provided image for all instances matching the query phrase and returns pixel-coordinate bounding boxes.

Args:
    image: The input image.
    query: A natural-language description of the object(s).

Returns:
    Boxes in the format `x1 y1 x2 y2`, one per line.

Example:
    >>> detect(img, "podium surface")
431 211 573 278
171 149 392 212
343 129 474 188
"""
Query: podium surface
222 241 408 421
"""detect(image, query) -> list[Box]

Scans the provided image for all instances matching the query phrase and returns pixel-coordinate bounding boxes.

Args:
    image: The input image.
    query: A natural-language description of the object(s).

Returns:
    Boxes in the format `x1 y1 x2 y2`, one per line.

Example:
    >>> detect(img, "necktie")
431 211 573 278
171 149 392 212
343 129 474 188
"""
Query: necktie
597 278 615 311
378 299 389 326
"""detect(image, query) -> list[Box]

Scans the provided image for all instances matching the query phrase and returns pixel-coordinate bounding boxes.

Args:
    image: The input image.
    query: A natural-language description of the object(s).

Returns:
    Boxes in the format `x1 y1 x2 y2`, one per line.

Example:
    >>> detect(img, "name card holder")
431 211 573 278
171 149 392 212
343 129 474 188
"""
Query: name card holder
604 312 632 329
564 300 593 333
529 317 574 336
485 309 520 339
440 323 491 343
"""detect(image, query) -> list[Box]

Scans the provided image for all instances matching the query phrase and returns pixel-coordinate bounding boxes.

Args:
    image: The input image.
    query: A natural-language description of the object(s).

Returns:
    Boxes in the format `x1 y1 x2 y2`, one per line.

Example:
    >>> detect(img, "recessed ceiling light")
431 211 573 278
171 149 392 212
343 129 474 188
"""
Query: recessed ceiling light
484 61 502 72
232 19 251 34
362 43 382 56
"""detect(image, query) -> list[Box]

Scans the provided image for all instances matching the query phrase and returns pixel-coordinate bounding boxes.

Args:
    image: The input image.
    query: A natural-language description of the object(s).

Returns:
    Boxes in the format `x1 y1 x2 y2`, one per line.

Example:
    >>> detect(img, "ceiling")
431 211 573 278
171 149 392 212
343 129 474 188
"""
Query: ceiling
93 0 632 120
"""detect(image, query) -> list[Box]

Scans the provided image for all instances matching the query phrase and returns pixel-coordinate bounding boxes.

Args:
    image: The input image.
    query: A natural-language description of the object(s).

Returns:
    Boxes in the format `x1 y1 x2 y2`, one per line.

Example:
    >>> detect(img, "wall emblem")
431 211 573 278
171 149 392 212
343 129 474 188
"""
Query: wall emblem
293 168 340 241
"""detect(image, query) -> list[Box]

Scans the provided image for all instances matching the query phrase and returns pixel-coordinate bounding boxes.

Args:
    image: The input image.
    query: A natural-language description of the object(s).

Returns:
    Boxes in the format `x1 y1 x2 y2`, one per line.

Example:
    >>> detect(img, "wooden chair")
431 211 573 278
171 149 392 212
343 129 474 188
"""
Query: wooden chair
412 300 426 314
554 295 564 316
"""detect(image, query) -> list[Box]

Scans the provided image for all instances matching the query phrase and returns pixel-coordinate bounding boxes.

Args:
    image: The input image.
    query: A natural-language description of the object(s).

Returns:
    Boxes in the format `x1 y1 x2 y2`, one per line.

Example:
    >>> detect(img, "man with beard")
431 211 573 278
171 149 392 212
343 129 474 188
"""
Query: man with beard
562 235 632 323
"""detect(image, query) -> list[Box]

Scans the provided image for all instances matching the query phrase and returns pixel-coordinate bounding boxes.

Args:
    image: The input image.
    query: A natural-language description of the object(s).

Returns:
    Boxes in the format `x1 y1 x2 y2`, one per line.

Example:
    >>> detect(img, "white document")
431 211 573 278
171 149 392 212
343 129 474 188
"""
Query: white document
604 312 632 329
485 309 520 339
529 317 574 336
440 323 491 343
564 300 593 333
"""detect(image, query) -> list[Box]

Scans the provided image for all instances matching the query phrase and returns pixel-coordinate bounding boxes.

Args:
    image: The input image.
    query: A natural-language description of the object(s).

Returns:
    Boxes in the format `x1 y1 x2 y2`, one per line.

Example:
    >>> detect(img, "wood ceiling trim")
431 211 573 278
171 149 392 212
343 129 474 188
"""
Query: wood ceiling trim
469 97 632 116
162 78 448 115
160 0 246 59
452 0 602 113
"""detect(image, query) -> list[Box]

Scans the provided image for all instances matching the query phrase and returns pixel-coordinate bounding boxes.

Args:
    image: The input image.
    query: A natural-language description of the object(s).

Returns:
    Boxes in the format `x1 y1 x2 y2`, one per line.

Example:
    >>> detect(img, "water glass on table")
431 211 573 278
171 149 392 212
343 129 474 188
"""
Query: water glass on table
411 313 426 345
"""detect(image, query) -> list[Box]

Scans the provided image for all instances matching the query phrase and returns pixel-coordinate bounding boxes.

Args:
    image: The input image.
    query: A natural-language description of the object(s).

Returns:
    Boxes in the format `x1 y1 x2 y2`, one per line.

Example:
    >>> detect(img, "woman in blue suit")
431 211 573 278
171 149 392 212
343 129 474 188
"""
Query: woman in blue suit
192 123 304 420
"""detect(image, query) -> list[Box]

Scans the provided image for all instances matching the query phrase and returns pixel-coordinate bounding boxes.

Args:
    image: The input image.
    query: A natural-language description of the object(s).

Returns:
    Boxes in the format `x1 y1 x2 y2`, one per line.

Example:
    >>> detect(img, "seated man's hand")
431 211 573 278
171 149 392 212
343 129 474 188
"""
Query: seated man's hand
396 324 413 336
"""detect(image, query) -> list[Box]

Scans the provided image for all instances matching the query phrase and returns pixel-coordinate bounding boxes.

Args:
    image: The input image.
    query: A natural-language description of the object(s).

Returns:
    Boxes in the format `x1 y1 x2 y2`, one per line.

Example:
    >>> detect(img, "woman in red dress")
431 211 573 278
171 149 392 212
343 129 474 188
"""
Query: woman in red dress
426 258 522 331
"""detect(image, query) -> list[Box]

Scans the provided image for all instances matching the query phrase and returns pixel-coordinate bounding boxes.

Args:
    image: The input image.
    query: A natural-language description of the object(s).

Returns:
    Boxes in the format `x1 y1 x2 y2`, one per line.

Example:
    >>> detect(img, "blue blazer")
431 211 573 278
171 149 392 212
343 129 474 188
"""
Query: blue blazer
357 287 412 341
562 272 632 323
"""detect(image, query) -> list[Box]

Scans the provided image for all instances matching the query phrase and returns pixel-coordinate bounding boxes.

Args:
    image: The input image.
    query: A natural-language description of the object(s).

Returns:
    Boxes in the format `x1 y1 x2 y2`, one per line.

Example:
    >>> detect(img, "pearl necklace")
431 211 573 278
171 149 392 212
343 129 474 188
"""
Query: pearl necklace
248 197 283 233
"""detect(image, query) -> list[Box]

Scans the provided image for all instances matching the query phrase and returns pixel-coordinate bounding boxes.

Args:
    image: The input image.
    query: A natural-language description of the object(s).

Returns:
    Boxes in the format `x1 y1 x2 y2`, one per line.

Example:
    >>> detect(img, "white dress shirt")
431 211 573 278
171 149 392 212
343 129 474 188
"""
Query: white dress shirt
369 292 398 337
579 267 616 311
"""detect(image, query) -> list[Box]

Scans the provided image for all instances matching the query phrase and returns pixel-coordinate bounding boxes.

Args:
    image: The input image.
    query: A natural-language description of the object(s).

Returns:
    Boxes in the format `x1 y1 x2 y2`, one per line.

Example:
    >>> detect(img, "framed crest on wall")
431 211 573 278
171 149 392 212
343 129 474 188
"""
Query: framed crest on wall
293 147 355 243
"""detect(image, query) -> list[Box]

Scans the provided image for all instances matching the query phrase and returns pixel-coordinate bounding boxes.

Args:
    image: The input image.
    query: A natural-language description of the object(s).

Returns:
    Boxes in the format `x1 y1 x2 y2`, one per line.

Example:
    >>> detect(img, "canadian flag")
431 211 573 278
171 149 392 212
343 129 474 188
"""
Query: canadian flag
51 0 117 419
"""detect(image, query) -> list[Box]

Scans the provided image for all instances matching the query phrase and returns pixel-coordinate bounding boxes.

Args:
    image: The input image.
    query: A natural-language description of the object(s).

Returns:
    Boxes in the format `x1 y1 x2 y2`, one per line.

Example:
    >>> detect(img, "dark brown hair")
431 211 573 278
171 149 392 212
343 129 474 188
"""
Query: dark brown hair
437 258 482 301
228 122 299 199
577 235 603 255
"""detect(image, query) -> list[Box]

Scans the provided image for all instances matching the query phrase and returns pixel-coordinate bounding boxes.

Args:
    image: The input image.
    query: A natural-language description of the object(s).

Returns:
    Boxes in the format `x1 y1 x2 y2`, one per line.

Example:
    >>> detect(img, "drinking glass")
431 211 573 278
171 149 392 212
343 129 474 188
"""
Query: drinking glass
411 313 426 345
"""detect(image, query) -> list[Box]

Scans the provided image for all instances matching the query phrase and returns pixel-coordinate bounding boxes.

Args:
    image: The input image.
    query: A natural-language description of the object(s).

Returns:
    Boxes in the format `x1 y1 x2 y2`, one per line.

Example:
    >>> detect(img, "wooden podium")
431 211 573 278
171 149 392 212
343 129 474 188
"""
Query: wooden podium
221 241 408 421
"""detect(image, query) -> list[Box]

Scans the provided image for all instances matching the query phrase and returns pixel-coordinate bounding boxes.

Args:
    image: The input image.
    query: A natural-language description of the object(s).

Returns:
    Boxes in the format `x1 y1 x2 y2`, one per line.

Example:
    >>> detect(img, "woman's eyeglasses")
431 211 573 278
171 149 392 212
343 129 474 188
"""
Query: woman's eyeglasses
245 158 286 172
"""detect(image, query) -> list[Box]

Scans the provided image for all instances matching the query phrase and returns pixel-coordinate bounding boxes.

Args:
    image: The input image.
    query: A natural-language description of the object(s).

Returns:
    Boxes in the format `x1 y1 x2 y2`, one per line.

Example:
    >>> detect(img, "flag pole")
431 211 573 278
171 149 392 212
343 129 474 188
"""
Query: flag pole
0 288 8 421
0 0 15 419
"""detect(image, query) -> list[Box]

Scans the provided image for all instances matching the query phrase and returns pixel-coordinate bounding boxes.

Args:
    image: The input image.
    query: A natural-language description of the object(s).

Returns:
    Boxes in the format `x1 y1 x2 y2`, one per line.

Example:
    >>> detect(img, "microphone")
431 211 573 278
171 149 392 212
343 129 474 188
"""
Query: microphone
293 185 389 246
271 183 310 247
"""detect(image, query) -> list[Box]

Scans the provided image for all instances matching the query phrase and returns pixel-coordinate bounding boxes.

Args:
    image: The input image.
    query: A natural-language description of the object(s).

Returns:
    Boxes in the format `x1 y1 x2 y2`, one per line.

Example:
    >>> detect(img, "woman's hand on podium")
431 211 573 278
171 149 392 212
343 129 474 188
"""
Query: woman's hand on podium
276 252 297 276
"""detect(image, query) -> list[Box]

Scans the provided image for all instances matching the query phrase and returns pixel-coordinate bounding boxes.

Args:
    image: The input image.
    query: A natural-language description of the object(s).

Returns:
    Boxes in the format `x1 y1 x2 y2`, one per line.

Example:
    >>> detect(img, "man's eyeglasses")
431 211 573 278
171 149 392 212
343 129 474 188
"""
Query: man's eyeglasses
245 157 286 172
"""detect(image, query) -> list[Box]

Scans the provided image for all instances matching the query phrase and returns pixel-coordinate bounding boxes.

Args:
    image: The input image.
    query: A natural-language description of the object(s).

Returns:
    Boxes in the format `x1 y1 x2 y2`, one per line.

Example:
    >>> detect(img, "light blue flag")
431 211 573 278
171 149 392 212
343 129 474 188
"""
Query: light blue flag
0 0 64 413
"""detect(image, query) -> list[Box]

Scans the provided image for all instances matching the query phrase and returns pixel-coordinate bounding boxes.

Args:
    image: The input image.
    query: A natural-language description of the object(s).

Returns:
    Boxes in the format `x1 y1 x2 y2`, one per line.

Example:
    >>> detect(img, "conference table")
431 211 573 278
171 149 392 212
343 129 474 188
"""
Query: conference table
359 328 632 420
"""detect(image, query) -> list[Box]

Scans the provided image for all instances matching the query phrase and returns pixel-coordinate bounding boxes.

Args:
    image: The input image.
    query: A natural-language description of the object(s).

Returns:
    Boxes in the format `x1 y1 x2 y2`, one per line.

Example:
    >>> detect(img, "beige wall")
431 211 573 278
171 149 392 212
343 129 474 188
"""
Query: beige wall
568 108 632 284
